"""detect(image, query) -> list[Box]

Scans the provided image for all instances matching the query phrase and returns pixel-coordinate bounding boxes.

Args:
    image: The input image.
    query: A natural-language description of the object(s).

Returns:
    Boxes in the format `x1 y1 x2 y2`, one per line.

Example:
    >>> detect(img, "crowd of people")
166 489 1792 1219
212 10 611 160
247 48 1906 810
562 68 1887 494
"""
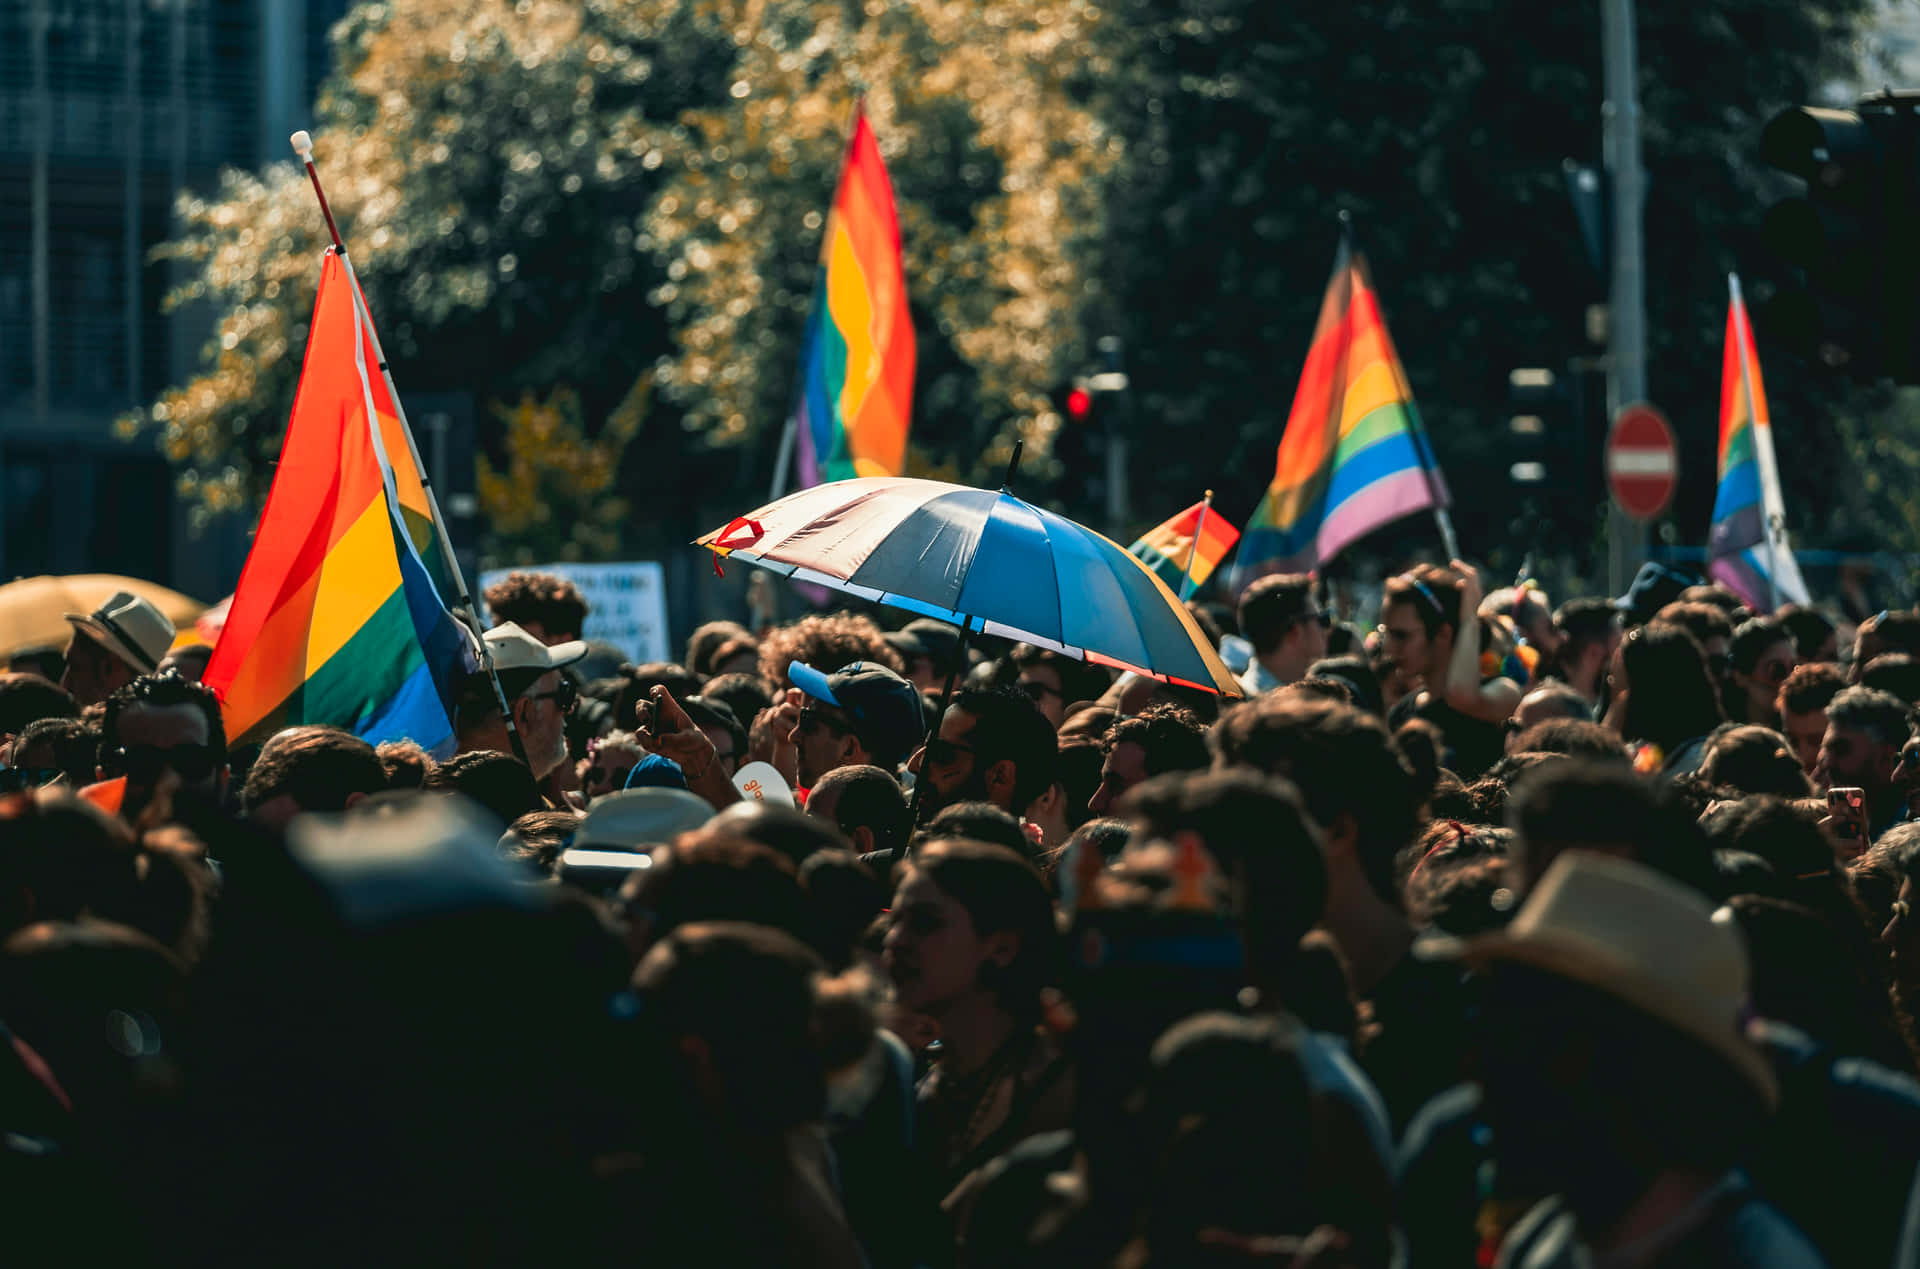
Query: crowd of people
4 556 1920 1266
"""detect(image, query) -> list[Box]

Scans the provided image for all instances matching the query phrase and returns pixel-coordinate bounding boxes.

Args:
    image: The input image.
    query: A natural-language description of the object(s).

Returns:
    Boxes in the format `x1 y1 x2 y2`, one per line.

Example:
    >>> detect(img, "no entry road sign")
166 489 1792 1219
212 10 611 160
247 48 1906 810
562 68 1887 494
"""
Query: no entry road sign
1606 403 1678 522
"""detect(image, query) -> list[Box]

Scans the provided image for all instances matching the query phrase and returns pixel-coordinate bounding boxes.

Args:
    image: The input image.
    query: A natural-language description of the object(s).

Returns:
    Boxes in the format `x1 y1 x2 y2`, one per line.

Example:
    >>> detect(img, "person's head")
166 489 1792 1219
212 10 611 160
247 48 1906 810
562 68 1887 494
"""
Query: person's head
1778 605 1838 665
1728 616 1796 723
1236 574 1329 681
1550 597 1622 695
498 809 580 876
1379 564 1465 679
610 663 703 732
1506 718 1627 762
912 801 1032 858
805 764 910 858
1777 661 1847 777
1088 704 1211 818
788 660 925 786
755 613 903 690
1852 609 1920 682
456 623 588 780
1486 585 1559 656
1009 644 1111 728
1860 653 1920 708
1120 769 1327 986
681 697 746 779
1616 621 1724 751
156 643 213 683
1818 686 1911 803
630 921 830 1134
99 672 228 822
683 620 753 679
241 725 388 832
1506 759 1715 896
1505 683 1591 753
60 592 176 708
704 800 849 870
910 685 1057 823
6 716 96 792
1652 599 1734 676
482 571 589 644
1677 582 1748 618
1306 654 1383 717
1698 725 1813 799
883 838 1056 1024
424 750 544 826
0 673 79 741
1400 820 1516 935
1460 855 1775 1221
577 730 646 802
700 672 775 734
1211 696 1420 913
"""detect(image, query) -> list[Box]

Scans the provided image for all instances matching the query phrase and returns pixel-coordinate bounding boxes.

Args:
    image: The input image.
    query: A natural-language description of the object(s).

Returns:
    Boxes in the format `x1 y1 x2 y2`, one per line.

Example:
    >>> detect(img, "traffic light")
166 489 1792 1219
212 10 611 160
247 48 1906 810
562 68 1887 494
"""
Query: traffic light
1050 376 1107 512
1507 367 1556 488
1759 93 1920 382
1503 362 1603 546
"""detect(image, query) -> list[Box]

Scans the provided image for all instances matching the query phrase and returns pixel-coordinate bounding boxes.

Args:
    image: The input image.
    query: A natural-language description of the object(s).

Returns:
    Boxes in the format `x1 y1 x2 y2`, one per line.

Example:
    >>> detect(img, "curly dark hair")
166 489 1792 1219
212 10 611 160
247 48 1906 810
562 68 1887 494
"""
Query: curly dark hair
102 672 226 760
482 571 589 641
1102 704 1211 778
756 613 903 688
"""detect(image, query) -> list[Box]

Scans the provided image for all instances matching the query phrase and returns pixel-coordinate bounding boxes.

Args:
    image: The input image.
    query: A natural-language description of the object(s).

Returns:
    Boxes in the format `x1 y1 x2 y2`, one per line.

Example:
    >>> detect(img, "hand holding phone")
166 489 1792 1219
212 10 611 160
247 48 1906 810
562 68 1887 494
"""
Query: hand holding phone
1827 785 1870 860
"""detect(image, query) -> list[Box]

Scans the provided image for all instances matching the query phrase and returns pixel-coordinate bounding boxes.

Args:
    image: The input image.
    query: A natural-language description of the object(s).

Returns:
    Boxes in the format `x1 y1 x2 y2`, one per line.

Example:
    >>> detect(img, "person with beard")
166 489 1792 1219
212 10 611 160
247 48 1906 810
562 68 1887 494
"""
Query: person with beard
1431 852 1821 1268
909 686 1057 829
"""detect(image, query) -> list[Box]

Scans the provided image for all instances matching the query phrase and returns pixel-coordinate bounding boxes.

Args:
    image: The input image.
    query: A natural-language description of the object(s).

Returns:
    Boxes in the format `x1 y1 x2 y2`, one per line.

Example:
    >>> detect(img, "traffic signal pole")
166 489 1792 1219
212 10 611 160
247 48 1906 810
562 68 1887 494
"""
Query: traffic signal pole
1602 0 1649 596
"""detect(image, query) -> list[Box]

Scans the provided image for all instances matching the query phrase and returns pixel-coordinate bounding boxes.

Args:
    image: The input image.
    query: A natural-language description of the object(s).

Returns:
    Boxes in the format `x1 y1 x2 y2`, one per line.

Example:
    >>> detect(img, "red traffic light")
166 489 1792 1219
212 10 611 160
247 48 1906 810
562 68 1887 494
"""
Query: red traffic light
1066 386 1094 422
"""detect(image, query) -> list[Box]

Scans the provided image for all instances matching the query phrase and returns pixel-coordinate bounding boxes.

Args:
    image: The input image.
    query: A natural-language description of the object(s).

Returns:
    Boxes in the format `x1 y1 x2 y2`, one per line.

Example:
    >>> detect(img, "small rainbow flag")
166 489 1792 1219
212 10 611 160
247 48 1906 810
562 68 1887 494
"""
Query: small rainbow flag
204 249 475 755
1708 274 1809 611
1234 237 1449 583
1129 498 1240 599
791 108 916 486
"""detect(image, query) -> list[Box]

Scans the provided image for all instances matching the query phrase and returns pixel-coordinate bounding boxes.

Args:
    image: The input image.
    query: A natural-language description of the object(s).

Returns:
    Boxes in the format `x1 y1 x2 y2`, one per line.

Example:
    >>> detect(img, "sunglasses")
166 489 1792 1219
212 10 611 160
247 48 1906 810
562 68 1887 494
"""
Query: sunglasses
0 766 62 793
525 680 577 713
922 737 977 767
1017 679 1063 703
104 743 222 784
796 707 852 737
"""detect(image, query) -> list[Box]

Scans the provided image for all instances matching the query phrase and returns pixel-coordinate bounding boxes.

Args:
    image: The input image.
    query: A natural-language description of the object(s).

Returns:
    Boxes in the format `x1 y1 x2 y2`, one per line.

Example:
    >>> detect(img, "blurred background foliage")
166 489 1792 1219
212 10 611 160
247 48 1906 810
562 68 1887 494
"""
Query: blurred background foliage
125 0 1909 575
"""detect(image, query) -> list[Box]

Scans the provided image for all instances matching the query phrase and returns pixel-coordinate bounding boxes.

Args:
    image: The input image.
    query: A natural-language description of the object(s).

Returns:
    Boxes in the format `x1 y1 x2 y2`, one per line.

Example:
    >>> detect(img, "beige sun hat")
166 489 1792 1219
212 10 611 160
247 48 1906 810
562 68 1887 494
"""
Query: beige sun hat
65 590 177 675
1426 850 1777 1106
482 621 588 673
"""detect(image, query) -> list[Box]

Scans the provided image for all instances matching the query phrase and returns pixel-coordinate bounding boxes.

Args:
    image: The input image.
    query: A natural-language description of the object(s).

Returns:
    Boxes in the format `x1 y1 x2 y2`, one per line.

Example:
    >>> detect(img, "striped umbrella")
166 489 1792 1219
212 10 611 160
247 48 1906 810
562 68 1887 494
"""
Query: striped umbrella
698 475 1240 696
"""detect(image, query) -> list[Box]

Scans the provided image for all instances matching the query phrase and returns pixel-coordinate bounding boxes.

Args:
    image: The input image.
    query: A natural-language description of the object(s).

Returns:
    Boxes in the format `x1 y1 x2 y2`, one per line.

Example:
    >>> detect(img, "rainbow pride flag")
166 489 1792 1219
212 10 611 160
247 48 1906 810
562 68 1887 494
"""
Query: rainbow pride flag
791 109 915 486
1129 498 1240 599
1234 238 1448 583
1708 274 1809 611
204 249 475 754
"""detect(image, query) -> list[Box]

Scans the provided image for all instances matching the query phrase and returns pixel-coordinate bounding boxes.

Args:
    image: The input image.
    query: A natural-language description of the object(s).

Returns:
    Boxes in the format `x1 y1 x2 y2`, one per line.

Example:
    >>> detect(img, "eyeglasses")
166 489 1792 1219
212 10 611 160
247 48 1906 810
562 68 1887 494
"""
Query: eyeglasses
1017 678 1063 703
525 680 577 713
0 766 61 793
103 743 221 784
922 737 977 767
796 707 852 737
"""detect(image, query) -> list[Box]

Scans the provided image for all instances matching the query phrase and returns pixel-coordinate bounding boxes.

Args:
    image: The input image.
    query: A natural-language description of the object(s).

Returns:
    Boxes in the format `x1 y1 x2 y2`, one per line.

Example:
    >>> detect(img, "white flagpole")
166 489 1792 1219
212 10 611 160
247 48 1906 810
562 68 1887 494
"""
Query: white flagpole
1178 490 1215 601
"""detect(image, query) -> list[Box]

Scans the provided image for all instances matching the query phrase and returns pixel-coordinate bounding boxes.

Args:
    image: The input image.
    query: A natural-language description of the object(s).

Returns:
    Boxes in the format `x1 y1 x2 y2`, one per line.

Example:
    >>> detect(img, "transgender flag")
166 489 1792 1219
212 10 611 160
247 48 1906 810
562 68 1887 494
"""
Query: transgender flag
1234 236 1450 583
1708 274 1809 611
789 109 916 487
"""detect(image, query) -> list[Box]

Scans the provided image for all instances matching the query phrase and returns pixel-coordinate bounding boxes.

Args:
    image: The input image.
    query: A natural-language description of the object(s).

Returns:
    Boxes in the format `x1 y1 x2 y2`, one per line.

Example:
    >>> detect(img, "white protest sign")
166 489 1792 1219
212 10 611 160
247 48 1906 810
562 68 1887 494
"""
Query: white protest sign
732 761 795 807
478 562 670 664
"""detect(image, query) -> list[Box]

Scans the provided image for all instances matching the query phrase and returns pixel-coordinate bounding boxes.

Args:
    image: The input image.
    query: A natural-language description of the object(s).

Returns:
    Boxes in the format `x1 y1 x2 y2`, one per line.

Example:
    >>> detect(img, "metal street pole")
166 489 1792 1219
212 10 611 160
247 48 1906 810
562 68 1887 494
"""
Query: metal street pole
1096 335 1131 537
1602 0 1648 595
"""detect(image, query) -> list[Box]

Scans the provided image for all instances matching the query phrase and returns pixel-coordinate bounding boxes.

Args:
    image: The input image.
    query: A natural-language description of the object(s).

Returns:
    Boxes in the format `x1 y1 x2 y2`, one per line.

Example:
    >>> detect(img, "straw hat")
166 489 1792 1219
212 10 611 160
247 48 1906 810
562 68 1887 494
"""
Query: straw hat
1426 851 1777 1106
65 590 176 675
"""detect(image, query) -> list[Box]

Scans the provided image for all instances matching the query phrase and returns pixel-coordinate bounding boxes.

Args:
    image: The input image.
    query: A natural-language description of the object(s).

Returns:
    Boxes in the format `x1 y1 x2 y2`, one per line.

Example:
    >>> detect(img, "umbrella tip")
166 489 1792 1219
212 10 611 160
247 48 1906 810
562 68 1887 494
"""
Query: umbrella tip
1000 439 1025 492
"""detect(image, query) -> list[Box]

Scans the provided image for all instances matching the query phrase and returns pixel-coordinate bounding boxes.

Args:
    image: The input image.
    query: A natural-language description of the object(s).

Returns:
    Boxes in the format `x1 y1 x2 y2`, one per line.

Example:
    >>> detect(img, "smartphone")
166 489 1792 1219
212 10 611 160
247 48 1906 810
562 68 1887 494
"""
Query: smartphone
1828 786 1869 851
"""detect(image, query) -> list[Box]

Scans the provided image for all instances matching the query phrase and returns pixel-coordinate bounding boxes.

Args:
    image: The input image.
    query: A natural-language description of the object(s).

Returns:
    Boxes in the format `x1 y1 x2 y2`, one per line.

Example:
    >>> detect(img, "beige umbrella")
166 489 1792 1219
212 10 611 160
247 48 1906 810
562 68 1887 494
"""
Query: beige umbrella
0 574 208 663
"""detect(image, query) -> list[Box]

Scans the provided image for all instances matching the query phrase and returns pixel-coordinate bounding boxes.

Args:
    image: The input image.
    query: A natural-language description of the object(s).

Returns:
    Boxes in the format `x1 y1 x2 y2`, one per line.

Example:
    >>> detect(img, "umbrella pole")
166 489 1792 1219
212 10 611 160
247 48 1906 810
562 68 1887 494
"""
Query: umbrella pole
904 618 973 850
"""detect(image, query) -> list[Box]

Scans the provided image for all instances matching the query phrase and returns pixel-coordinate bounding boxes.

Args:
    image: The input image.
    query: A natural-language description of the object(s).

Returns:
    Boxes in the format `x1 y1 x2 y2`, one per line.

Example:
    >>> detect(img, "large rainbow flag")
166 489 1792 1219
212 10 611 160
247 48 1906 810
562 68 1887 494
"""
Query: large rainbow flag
204 249 475 755
790 109 916 486
1129 498 1240 599
1235 238 1449 582
1708 273 1809 611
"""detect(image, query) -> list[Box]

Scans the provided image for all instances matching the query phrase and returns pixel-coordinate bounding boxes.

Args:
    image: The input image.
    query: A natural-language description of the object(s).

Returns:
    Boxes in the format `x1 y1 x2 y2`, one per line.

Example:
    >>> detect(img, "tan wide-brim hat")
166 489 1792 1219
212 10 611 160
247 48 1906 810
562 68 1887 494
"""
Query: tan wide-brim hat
1424 850 1778 1107
65 590 177 676
483 621 589 674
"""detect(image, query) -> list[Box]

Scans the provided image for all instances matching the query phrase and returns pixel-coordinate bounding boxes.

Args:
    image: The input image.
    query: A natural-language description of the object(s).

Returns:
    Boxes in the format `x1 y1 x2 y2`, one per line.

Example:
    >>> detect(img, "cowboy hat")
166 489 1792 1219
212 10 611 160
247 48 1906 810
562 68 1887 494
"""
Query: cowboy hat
65 590 176 676
1424 850 1777 1106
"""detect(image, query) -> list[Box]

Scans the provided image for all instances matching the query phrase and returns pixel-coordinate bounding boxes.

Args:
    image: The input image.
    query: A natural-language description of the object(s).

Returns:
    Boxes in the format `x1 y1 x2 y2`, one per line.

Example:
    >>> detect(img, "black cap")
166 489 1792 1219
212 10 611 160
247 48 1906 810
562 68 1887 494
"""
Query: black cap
788 660 926 768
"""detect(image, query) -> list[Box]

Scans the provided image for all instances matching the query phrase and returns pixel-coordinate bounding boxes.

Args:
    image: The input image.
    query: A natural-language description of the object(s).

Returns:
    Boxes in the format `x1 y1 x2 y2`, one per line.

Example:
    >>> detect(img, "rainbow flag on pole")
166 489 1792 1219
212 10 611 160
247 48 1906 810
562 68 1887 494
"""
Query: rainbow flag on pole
1129 498 1240 599
1708 273 1809 611
791 108 916 486
204 249 475 754
1234 237 1449 583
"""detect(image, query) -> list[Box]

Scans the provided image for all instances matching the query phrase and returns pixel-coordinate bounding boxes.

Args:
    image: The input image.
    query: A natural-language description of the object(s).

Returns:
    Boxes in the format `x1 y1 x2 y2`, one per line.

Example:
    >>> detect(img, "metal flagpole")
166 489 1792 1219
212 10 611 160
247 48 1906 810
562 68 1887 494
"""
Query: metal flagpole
289 130 531 770
1178 490 1215 602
